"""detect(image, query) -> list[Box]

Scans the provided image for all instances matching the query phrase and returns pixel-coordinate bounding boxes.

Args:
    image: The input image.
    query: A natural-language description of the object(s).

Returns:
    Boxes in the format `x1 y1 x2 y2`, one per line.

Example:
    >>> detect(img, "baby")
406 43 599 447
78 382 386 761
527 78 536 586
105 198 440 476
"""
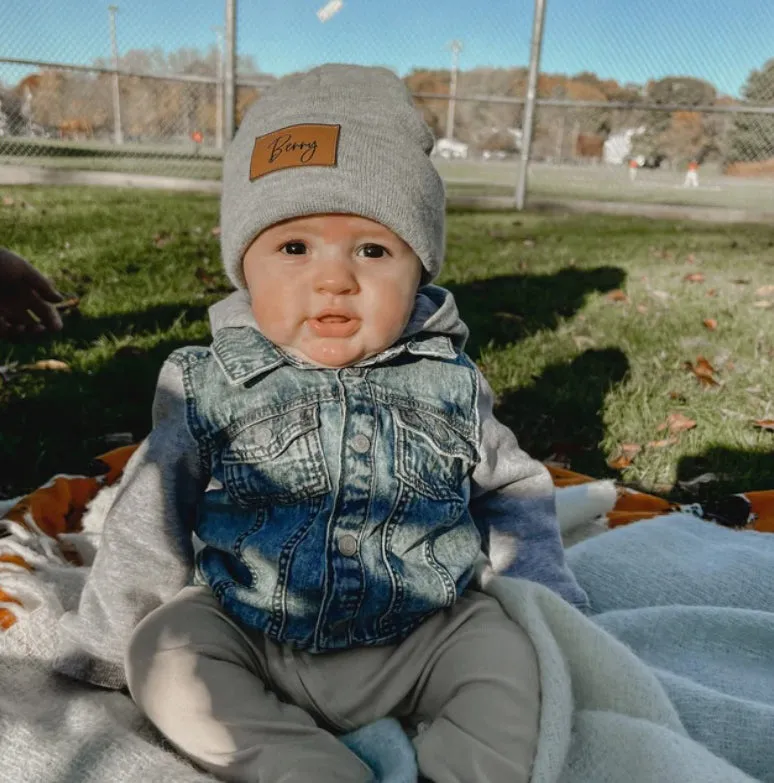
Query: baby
58 64 587 783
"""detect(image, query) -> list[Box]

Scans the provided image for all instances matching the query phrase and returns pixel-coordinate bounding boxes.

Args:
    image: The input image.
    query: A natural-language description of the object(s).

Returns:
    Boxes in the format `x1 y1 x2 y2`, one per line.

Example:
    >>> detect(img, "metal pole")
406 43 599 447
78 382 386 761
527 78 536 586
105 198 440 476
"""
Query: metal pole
107 5 123 144
212 26 224 150
446 40 462 140
515 0 547 209
224 0 237 143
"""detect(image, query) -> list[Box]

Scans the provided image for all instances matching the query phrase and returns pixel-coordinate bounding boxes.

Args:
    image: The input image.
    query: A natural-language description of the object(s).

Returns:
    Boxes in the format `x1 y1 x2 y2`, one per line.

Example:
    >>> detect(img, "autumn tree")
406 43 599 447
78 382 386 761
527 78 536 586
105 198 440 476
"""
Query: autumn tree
634 76 717 164
727 58 774 162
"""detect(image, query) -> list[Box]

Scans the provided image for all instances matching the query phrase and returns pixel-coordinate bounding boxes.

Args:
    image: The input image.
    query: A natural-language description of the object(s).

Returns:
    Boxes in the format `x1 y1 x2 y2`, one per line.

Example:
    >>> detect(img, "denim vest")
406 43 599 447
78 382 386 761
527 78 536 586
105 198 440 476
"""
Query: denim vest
174 325 482 652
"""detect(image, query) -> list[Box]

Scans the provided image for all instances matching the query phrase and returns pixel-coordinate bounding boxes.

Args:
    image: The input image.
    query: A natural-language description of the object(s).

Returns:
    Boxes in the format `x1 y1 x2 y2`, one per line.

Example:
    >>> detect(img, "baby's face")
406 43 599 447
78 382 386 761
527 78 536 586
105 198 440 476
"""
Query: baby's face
243 214 423 368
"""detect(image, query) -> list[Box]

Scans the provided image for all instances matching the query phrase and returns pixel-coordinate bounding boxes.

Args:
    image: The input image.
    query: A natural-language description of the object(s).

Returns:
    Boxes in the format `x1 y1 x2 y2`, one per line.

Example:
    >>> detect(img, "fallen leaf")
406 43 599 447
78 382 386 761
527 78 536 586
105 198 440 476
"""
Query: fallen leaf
605 289 629 303
153 231 173 248
53 297 81 315
656 412 697 434
753 300 773 309
684 356 719 387
647 437 679 448
756 285 774 297
702 318 718 330
608 454 634 470
669 391 688 402
20 359 71 372
609 442 642 467
686 253 697 264
636 304 648 314
649 289 671 301
706 288 717 297
211 226 221 237
753 419 774 431
2 196 15 206
683 272 705 283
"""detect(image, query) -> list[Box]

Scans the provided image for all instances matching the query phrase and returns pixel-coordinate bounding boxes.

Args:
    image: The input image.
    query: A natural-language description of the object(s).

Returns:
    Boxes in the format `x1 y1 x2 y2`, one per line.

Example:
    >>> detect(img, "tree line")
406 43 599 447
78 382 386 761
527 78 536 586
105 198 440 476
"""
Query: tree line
1 47 772 166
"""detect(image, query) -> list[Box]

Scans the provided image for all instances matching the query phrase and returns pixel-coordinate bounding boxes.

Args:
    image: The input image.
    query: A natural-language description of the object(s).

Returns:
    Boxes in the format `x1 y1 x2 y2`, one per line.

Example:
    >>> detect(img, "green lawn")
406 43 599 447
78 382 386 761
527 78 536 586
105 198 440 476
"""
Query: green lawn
2 185 774 502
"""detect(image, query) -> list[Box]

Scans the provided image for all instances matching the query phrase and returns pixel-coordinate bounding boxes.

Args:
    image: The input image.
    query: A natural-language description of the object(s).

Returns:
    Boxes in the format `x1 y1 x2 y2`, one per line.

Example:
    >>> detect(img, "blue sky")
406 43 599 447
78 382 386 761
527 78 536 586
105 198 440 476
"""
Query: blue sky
2 0 773 97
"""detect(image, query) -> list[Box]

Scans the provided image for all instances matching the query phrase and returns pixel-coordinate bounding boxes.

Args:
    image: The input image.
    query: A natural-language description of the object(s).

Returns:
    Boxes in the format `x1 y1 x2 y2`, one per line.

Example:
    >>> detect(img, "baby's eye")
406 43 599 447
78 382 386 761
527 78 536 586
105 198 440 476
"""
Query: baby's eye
281 241 307 255
358 244 388 259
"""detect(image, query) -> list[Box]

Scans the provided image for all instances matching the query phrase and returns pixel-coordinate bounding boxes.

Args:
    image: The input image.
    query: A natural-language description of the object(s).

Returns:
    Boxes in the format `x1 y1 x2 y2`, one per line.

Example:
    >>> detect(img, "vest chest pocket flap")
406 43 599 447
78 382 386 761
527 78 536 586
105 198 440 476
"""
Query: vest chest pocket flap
393 406 477 502
221 403 331 506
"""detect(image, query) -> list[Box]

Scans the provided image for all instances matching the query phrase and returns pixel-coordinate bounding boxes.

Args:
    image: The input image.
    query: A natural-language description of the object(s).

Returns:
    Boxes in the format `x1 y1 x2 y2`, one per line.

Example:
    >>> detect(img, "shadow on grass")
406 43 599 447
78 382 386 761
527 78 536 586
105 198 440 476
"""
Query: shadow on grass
0 306 212 497
54 302 213 348
1 266 628 497
673 446 774 502
447 265 626 358
494 348 631 479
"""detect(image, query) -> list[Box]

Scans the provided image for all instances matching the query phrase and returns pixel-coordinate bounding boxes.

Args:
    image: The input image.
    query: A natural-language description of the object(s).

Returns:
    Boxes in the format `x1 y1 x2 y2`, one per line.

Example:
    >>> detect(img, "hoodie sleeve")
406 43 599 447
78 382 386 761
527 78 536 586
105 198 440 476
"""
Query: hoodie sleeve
469 369 588 610
55 357 208 688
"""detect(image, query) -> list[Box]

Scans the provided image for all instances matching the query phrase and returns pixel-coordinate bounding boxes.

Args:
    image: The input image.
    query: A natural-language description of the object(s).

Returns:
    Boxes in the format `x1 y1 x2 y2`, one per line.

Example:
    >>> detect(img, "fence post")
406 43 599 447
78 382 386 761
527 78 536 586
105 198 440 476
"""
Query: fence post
224 0 237 144
515 0 547 210
107 4 123 145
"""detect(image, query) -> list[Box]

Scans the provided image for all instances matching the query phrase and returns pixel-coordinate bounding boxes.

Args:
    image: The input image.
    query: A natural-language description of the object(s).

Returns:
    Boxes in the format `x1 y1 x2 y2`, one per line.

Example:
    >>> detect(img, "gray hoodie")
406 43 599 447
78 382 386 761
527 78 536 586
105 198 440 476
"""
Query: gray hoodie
56 286 587 687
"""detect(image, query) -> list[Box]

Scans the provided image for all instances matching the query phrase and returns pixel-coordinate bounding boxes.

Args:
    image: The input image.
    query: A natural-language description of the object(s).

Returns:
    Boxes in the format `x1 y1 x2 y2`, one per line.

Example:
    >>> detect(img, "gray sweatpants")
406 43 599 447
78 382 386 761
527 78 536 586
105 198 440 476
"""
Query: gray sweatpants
126 586 540 783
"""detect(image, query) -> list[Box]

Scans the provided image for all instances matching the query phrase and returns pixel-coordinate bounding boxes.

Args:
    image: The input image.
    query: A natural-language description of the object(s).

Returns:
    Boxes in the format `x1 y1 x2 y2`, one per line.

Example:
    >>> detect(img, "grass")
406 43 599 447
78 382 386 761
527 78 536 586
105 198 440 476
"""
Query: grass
2 185 774 502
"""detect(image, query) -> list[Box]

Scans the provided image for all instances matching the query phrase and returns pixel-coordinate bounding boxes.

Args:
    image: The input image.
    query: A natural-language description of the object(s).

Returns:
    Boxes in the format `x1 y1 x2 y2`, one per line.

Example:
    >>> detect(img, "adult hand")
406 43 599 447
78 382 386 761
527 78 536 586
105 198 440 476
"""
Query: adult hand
0 248 64 339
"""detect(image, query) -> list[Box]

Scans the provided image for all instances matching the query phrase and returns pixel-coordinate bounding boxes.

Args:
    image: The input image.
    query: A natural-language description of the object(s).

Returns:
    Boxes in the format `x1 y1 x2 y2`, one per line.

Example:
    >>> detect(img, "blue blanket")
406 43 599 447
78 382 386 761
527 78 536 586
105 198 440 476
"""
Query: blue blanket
339 514 774 782
567 514 774 782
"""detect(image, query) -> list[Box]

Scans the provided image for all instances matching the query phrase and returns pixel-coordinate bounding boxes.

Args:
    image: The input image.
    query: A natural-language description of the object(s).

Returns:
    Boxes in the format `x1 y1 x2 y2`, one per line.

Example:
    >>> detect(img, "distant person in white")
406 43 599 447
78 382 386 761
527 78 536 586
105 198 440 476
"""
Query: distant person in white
683 160 699 188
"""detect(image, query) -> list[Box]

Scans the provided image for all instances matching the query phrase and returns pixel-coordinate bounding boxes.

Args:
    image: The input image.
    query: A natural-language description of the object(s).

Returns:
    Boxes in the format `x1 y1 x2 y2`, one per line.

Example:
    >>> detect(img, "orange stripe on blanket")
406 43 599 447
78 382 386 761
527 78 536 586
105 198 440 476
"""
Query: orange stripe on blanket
743 492 774 533
0 445 140 632
0 553 32 570
0 608 18 630
0 588 22 630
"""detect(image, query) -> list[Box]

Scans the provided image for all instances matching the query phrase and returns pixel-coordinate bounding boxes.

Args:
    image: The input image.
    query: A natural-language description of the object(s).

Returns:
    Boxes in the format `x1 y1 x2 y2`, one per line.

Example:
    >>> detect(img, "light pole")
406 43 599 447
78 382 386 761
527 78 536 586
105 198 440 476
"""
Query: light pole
212 25 224 150
446 40 462 140
515 0 547 209
224 0 237 143
107 4 123 145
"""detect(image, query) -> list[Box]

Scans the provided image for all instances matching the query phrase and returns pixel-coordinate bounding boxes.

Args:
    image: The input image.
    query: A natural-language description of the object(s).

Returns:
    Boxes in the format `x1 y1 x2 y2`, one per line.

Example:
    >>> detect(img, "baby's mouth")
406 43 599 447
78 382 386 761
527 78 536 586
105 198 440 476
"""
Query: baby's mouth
308 313 360 338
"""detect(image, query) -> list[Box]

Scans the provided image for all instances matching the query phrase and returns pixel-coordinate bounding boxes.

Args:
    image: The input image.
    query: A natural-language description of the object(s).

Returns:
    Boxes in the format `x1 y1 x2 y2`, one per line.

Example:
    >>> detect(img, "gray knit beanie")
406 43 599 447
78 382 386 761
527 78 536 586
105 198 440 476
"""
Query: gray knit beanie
220 63 445 289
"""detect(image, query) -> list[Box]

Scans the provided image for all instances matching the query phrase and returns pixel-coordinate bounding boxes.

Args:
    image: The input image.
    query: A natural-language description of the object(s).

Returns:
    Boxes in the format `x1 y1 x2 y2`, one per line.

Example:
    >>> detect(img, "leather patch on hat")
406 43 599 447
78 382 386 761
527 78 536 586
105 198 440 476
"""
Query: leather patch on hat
250 123 340 180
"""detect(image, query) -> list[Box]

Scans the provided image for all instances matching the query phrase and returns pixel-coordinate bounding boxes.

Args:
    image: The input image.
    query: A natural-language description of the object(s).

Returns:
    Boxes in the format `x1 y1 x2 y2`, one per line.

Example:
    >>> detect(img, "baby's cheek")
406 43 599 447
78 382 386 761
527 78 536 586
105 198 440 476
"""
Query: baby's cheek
251 292 295 340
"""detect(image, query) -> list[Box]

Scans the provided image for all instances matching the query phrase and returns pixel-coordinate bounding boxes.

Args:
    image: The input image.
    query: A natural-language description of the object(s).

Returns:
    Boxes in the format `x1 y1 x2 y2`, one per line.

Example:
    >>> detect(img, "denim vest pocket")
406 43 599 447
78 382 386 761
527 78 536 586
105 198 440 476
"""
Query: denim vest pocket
222 403 330 506
393 406 476 501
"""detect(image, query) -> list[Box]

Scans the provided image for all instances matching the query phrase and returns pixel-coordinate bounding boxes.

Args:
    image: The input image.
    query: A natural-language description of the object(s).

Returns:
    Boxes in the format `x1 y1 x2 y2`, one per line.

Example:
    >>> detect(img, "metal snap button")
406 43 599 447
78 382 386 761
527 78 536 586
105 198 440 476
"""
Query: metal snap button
338 534 358 557
351 433 371 453
253 425 272 447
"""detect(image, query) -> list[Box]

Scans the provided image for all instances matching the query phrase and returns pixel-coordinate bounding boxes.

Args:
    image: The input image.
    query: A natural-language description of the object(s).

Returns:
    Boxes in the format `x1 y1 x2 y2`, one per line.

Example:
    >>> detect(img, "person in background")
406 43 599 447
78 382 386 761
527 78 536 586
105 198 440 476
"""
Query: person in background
628 157 639 182
683 159 700 188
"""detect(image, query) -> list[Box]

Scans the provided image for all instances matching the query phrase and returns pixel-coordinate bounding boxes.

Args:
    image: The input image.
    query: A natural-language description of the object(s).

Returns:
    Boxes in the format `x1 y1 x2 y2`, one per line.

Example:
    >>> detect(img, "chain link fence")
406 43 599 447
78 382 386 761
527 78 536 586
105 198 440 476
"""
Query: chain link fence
1 0 773 212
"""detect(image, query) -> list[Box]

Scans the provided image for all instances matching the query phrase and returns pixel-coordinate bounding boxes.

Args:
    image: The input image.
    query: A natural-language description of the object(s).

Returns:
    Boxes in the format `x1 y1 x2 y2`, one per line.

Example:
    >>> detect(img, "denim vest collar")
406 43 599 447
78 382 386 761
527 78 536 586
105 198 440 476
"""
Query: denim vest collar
212 326 457 386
